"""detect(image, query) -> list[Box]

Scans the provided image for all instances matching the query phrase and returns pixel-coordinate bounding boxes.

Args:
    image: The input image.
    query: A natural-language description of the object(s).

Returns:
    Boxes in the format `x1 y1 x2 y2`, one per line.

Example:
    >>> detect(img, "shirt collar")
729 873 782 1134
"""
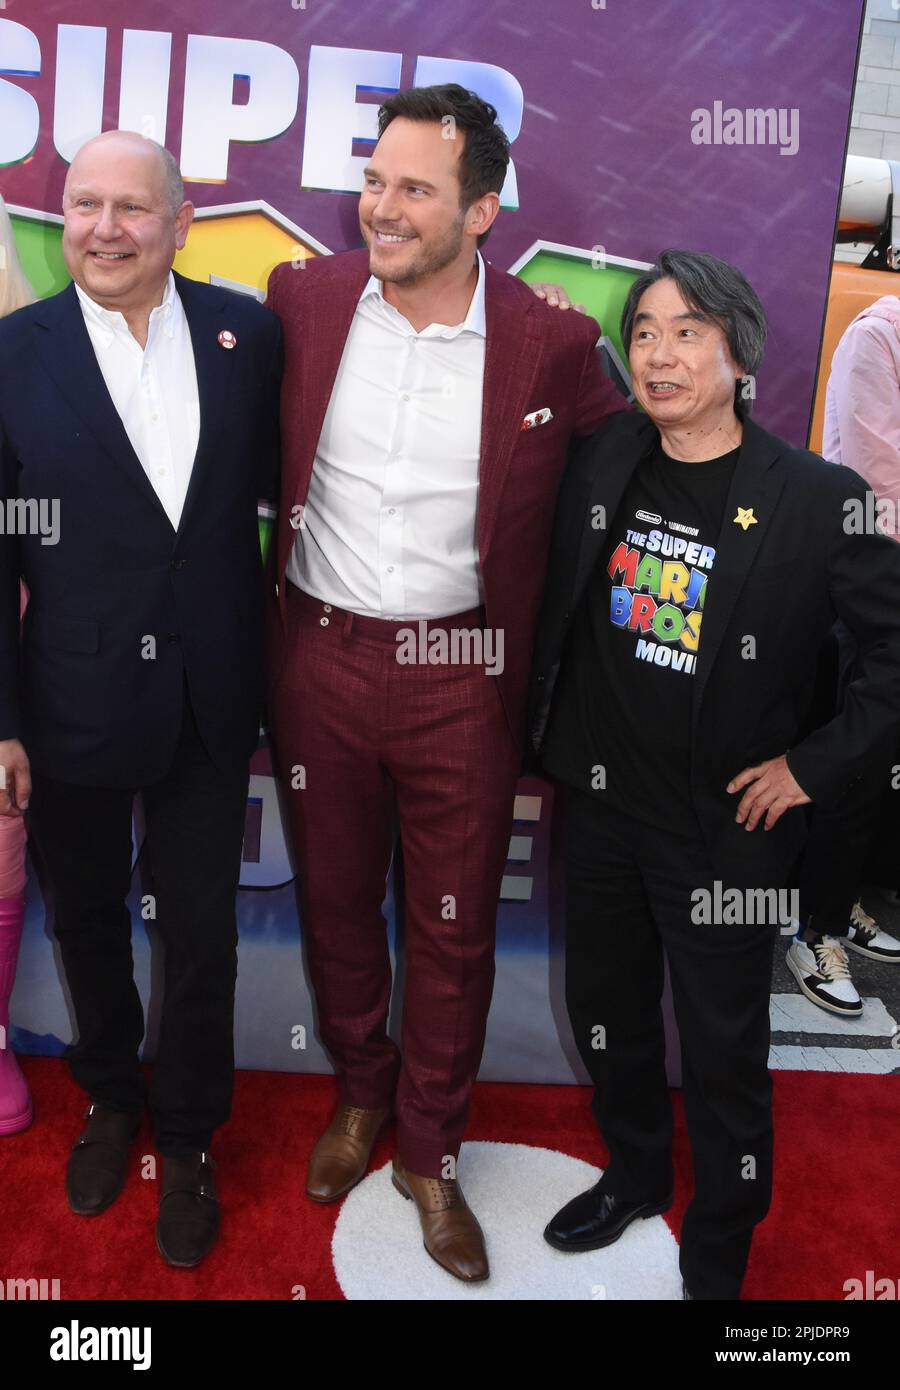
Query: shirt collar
359 250 486 339
74 271 179 347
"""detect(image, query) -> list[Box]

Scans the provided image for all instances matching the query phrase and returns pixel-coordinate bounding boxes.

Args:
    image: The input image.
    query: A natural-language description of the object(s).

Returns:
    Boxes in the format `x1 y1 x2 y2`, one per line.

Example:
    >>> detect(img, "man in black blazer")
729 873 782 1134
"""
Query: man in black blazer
529 249 900 1299
0 131 281 1266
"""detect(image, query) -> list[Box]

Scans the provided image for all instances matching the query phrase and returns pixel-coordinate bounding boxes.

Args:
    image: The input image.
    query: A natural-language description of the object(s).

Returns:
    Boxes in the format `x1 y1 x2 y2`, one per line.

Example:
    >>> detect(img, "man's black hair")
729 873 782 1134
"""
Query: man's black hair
621 249 768 419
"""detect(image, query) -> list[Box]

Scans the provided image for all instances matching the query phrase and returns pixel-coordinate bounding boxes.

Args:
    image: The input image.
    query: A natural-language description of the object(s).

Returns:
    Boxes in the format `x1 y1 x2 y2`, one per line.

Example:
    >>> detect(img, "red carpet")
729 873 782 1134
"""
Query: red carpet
0 1057 896 1300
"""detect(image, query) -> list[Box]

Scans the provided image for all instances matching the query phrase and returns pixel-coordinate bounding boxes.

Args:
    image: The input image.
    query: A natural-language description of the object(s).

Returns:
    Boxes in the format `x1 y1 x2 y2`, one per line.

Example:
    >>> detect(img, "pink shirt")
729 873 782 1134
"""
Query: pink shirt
823 295 900 541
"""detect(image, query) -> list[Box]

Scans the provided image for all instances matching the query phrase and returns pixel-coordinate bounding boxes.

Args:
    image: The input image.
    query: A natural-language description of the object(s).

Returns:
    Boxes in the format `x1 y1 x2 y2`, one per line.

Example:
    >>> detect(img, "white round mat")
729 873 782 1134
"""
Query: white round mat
332 1140 681 1300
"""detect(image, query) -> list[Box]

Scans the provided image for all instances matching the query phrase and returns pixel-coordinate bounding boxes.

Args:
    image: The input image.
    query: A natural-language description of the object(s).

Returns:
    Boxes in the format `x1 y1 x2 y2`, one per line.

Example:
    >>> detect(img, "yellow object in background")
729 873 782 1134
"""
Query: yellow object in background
174 204 327 297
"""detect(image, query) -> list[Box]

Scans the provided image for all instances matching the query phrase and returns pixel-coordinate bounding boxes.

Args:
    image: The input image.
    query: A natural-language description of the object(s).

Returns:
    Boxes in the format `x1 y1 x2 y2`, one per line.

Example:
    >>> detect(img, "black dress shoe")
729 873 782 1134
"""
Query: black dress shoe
156 1151 220 1268
544 1181 673 1252
66 1102 142 1215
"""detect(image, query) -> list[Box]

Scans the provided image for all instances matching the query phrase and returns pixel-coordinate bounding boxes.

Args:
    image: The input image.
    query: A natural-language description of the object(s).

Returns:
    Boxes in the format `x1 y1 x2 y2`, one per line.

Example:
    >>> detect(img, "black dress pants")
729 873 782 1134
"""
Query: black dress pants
797 623 900 930
27 677 250 1157
563 788 778 1300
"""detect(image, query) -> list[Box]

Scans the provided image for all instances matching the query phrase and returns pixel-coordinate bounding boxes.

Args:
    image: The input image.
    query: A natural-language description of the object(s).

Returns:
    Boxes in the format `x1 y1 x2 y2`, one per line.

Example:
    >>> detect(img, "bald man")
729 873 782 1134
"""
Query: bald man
0 132 282 1267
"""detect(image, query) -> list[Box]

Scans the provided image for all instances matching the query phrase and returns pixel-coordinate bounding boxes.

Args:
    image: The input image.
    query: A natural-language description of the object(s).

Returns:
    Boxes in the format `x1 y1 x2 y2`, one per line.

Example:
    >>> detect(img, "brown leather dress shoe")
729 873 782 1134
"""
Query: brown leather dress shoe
306 1103 392 1203
156 1151 220 1268
392 1159 489 1282
66 1102 142 1215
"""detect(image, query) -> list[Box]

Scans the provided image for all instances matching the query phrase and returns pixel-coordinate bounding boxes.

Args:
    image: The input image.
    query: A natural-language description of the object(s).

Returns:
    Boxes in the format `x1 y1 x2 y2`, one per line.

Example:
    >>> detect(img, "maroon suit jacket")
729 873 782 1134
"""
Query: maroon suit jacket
264 248 628 746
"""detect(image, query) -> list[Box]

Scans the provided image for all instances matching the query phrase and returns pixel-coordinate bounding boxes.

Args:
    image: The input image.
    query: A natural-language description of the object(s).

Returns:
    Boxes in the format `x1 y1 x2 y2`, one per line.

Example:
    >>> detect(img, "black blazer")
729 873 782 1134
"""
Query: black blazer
0 270 282 786
529 411 900 885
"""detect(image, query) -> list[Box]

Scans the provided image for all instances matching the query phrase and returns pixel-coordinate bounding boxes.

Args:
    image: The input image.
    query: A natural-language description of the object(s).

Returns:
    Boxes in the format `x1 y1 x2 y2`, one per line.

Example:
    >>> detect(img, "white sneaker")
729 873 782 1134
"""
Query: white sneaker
786 936 863 1016
845 902 900 963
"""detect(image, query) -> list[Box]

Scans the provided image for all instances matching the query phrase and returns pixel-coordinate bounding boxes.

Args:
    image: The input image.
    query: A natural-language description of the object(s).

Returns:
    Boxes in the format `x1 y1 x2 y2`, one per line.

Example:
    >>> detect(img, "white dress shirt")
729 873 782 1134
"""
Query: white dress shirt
75 271 200 531
287 251 487 619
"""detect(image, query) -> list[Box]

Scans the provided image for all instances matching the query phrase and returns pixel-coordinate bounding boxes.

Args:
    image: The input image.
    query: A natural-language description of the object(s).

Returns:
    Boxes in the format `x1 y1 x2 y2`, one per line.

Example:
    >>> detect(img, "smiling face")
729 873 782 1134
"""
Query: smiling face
62 133 193 314
359 117 489 286
628 276 745 432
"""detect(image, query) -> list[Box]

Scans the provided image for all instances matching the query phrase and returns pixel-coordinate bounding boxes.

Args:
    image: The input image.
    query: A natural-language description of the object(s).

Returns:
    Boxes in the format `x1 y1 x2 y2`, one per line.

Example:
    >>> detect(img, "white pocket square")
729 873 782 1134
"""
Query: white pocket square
520 407 554 432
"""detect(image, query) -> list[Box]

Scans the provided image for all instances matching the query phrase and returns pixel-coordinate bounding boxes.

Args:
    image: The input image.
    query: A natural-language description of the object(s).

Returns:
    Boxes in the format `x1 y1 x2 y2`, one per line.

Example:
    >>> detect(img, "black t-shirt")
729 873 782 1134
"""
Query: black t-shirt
543 441 740 831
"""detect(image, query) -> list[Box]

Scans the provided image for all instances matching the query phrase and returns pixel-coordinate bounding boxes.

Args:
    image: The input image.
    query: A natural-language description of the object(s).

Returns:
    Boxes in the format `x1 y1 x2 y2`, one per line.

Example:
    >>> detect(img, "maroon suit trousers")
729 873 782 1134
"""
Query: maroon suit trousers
269 584 520 1176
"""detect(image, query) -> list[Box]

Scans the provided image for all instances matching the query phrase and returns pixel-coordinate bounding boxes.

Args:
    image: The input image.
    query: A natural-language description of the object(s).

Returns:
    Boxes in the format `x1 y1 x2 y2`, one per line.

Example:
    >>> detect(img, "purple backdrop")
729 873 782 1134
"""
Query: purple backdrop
0 0 862 443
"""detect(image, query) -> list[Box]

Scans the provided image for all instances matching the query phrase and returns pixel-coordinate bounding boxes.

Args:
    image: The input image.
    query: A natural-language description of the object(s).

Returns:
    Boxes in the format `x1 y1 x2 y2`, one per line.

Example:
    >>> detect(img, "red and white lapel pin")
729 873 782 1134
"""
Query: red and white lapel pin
218 329 237 350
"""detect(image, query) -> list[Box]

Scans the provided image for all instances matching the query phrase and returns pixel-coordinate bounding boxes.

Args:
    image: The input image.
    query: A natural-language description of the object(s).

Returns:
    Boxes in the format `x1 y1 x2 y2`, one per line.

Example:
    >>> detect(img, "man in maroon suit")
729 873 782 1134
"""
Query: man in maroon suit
265 83 626 1281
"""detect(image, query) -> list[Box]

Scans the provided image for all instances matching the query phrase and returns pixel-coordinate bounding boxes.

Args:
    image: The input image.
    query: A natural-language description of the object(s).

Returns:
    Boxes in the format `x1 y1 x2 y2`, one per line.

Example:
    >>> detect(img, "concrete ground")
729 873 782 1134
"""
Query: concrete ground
770 886 900 1073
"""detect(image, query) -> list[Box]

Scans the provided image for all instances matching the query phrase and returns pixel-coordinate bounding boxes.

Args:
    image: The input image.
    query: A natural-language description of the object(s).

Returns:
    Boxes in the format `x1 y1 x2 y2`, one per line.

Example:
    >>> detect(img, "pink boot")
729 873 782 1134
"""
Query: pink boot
0 894 32 1134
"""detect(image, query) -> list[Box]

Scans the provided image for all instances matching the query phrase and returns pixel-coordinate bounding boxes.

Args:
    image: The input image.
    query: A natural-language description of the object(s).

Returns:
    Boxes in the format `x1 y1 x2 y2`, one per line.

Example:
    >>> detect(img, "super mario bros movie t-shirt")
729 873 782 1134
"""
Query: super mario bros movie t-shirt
543 442 740 830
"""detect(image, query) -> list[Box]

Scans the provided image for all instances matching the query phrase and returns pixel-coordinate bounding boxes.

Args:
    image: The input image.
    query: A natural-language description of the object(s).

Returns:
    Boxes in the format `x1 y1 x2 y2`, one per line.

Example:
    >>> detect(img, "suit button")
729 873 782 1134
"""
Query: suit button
536 675 545 683
320 617 329 627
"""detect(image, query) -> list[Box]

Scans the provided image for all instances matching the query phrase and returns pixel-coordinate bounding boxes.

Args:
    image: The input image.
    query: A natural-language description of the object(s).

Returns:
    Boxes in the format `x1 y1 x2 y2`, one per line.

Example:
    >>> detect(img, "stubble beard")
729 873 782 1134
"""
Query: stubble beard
367 211 467 287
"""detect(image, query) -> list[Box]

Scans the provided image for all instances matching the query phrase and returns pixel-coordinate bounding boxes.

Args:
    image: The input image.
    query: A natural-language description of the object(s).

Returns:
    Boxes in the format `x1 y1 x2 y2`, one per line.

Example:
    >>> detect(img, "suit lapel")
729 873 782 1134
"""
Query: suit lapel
174 271 238 536
298 270 365 497
690 417 787 739
30 282 173 529
276 258 367 588
574 415 656 597
477 267 544 563
29 273 238 538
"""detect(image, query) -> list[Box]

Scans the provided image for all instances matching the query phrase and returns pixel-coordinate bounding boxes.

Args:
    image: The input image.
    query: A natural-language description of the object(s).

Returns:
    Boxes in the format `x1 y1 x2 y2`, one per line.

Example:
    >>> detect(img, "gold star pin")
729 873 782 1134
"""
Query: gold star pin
734 506 757 531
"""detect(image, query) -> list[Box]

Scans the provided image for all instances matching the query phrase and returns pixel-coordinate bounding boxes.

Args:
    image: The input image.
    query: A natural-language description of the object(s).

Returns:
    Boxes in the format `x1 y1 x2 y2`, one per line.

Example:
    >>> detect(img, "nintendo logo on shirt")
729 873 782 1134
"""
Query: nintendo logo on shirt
635 510 661 525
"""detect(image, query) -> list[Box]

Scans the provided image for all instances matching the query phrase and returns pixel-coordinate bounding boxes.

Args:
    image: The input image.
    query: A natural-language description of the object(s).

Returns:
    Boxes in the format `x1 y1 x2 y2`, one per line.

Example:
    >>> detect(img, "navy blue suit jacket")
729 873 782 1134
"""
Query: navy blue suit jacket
0 270 282 786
